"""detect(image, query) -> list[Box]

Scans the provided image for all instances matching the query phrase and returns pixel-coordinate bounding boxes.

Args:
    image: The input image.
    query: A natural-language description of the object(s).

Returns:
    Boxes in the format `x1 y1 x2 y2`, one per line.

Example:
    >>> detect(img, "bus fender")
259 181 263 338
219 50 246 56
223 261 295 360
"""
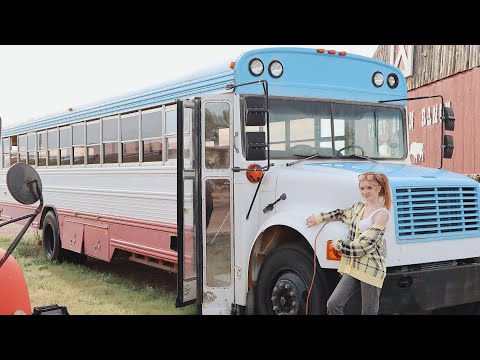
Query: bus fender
252 211 348 269
39 205 58 230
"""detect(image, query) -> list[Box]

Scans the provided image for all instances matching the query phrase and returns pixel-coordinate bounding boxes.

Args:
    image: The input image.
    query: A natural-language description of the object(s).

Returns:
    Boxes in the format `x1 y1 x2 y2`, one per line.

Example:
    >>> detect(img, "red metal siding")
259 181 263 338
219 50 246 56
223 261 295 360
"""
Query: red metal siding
407 67 480 174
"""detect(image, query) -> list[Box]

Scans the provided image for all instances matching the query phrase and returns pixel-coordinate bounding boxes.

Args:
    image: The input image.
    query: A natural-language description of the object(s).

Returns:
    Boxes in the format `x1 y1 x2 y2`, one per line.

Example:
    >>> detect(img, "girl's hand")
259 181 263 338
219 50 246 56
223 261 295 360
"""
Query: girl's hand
306 215 317 228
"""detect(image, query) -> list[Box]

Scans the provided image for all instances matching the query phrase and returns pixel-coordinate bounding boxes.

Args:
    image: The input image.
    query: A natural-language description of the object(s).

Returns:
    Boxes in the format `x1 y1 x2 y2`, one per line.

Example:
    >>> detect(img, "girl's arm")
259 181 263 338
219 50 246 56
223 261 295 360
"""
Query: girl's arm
314 203 357 225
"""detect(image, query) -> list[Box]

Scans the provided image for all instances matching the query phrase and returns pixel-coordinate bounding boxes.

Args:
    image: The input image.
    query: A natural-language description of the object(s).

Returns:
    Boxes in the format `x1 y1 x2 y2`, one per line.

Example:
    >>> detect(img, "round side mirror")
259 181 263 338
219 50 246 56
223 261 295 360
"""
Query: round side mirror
6 163 43 205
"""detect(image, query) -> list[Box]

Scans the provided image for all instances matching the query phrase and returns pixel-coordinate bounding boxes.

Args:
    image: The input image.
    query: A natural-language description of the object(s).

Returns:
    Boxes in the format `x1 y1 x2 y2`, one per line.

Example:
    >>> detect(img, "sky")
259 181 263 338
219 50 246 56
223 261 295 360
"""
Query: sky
0 45 378 129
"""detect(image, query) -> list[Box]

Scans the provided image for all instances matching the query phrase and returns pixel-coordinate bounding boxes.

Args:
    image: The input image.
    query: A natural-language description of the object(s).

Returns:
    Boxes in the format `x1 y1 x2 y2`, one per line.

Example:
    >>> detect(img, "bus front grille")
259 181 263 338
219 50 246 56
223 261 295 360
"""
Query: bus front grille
395 186 480 241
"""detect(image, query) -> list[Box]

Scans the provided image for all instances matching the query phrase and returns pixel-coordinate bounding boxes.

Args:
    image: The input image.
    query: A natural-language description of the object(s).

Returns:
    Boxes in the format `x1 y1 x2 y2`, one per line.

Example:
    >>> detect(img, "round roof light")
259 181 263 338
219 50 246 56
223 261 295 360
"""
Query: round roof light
387 73 399 89
249 58 264 76
268 60 284 78
372 71 384 87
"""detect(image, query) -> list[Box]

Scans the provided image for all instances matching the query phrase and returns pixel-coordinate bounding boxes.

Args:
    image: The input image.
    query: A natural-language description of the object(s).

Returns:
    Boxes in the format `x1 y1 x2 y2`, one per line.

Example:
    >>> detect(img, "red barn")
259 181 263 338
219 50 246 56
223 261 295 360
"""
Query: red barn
373 45 480 177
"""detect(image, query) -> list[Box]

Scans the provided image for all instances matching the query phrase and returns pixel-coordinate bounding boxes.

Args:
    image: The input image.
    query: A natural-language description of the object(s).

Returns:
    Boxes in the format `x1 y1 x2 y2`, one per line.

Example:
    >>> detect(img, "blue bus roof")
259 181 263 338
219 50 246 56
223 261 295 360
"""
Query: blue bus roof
2 47 406 137
233 47 406 101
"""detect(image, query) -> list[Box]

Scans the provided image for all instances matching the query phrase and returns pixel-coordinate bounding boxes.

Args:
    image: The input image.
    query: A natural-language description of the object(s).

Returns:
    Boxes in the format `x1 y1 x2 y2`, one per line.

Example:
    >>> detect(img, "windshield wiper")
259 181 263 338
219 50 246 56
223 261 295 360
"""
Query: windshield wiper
286 153 332 167
345 154 379 163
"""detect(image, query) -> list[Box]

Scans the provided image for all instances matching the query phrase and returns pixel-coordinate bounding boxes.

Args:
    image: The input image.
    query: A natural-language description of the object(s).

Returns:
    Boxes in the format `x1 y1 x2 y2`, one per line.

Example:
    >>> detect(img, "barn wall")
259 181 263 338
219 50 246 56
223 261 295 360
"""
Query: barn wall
406 67 480 174
374 45 480 90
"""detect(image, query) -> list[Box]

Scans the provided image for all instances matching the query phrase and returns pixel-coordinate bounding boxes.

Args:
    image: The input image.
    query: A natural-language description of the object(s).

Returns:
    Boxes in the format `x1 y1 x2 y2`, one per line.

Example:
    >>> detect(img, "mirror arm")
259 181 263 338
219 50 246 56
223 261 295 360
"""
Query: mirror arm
0 180 44 268
0 213 36 228
379 94 446 169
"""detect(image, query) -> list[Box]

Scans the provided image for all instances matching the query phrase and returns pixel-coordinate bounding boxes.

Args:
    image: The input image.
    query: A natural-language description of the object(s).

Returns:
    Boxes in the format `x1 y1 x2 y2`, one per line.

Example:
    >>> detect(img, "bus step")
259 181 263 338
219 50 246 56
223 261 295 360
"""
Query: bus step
129 253 177 273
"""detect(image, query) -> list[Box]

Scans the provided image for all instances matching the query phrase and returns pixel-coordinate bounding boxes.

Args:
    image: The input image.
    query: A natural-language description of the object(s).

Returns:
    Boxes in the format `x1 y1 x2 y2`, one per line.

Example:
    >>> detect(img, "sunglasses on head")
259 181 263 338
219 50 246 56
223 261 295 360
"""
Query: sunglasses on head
358 173 381 181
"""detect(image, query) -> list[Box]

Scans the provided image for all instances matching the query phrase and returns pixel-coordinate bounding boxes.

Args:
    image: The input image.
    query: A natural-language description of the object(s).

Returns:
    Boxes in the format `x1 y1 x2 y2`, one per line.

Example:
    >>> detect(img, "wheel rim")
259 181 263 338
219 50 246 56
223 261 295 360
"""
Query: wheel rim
270 271 308 315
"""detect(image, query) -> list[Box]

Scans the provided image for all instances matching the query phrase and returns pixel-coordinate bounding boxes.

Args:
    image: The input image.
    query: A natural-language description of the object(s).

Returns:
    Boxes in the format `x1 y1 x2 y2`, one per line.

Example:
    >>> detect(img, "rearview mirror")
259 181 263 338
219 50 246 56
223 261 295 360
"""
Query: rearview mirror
245 96 267 126
0 163 43 268
245 132 267 161
443 106 455 131
7 162 43 205
443 135 454 159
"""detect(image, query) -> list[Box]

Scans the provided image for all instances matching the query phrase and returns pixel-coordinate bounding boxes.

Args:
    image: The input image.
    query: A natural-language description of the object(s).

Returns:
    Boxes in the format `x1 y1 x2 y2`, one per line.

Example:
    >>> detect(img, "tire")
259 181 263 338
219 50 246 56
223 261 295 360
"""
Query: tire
255 244 329 315
42 211 63 262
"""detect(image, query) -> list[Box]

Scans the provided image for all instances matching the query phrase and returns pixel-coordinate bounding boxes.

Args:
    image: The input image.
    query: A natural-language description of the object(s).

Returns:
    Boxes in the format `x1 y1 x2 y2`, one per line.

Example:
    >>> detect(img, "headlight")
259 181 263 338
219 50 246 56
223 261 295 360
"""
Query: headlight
268 60 283 78
372 71 384 87
249 58 264 76
387 73 399 89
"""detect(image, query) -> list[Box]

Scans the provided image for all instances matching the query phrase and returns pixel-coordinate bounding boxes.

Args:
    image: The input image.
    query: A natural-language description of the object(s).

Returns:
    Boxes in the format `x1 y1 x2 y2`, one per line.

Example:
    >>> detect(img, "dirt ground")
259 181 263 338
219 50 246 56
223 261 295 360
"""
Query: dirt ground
0 223 37 239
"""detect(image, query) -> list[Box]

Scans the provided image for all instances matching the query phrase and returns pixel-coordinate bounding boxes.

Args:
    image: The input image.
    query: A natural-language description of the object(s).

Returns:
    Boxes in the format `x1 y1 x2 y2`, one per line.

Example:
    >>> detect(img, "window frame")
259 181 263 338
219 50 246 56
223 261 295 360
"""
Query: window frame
120 111 140 166
141 106 163 165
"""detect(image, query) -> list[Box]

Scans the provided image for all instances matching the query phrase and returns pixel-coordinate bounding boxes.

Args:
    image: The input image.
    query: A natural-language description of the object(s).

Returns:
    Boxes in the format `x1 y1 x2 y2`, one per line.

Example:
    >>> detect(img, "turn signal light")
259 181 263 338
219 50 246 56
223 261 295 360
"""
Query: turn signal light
326 240 342 261
230 61 235 69
246 163 263 183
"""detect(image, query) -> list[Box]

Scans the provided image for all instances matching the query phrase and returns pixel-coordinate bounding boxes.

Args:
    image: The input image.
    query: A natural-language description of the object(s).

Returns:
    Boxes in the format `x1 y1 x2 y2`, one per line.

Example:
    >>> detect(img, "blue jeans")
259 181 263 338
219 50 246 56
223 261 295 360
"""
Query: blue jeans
326 274 382 315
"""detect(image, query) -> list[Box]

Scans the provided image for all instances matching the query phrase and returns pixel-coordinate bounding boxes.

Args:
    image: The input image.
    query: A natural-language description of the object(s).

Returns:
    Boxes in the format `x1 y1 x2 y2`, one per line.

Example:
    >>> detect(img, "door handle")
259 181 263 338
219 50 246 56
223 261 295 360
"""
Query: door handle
233 132 239 153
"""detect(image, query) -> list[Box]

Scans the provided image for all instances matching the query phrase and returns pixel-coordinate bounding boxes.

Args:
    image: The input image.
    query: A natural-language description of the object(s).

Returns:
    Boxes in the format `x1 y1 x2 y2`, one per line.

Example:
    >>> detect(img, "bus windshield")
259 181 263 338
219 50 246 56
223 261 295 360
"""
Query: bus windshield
246 97 406 160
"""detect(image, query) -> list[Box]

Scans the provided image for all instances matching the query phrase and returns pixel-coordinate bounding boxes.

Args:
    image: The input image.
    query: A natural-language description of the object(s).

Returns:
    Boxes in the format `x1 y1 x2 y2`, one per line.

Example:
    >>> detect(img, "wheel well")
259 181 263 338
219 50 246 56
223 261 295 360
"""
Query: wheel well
39 206 57 230
248 225 313 287
247 225 339 310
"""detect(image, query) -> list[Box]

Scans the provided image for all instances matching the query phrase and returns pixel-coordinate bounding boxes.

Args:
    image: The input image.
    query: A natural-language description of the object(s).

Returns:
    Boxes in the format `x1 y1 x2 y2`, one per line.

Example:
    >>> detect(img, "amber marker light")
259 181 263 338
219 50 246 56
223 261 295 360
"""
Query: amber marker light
317 49 325 53
326 240 342 261
327 50 336 55
230 61 235 69
246 163 263 183
339 51 347 56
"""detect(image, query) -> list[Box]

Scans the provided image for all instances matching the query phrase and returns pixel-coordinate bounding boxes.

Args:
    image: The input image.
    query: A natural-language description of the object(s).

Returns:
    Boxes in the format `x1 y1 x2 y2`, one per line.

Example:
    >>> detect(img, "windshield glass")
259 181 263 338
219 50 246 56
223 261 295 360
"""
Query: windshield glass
244 97 405 160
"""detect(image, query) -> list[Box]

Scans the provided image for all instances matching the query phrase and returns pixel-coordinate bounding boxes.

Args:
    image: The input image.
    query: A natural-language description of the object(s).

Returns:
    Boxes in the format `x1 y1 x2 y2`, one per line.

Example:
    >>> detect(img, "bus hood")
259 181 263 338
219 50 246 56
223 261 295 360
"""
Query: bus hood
301 162 478 188
272 161 480 266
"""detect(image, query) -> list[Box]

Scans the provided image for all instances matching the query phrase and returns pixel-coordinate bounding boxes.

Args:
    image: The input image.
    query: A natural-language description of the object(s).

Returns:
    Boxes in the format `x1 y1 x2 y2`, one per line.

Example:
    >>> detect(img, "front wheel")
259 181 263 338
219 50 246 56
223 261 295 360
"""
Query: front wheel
255 244 329 315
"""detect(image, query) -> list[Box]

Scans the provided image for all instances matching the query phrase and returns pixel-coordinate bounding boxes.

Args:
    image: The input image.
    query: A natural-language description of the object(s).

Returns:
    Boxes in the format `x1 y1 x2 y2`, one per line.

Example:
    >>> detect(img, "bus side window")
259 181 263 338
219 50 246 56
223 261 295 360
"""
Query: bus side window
165 109 177 162
205 102 230 169
102 116 118 164
121 112 139 163
59 126 71 166
18 134 27 164
72 122 85 165
47 128 59 166
37 131 47 167
141 108 162 163
2 137 10 168
27 133 36 166
87 120 101 165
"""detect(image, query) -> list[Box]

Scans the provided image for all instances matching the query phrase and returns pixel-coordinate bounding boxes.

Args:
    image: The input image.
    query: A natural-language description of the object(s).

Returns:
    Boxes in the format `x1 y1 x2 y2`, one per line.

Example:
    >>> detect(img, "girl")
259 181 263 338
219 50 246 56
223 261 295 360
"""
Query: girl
306 172 392 315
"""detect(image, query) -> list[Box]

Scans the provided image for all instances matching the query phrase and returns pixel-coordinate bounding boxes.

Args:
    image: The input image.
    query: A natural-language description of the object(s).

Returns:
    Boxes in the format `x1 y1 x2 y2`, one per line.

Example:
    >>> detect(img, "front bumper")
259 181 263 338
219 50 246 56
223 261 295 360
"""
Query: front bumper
379 260 480 313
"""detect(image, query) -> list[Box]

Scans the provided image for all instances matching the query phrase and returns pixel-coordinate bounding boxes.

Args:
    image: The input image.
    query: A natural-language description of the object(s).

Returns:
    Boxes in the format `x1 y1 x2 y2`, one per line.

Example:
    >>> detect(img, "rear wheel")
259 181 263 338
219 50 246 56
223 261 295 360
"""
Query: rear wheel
42 211 63 262
255 244 329 315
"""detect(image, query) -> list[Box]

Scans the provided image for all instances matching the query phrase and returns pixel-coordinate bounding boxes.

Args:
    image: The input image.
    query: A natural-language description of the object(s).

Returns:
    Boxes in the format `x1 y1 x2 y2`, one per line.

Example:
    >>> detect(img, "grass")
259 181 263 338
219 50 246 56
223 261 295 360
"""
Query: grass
0 234 197 315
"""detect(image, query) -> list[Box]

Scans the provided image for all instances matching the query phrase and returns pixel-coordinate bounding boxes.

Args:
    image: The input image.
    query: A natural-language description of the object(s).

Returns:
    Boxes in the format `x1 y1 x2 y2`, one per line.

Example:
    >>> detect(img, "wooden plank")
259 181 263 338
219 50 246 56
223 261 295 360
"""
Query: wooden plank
374 45 480 89
462 69 475 174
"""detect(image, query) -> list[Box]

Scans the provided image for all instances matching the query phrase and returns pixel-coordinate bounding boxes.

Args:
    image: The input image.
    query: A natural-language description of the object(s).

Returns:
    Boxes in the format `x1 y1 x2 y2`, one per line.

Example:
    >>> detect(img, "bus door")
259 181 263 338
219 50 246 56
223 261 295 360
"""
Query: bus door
176 98 201 308
200 94 235 314
176 94 235 314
